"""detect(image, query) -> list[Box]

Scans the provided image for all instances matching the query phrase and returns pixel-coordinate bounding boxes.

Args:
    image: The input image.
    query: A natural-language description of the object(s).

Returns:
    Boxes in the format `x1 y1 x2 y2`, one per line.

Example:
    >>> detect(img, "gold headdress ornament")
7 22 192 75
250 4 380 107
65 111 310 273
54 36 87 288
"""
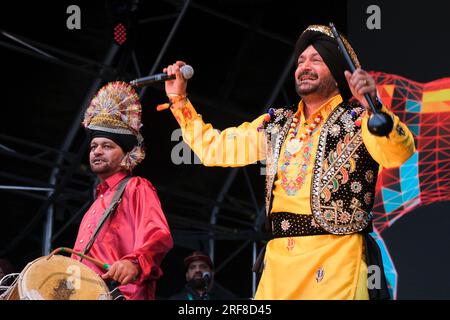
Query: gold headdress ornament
83 81 145 171
302 24 361 69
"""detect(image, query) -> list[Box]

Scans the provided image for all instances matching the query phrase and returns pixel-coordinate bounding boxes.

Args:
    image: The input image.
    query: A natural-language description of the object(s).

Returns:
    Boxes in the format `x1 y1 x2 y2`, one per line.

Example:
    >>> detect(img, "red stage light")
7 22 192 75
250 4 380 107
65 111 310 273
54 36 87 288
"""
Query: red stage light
113 23 127 45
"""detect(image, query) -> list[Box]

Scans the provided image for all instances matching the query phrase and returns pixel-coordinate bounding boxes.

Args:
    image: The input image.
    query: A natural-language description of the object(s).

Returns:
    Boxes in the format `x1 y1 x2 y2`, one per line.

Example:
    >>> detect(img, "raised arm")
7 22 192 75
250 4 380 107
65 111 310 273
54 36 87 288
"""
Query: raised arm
163 61 267 167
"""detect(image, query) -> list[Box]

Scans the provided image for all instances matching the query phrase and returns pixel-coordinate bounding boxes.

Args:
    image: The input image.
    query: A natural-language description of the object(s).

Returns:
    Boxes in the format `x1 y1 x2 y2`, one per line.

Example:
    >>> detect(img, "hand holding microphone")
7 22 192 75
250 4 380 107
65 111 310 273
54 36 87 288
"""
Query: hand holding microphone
130 64 194 87
132 61 192 112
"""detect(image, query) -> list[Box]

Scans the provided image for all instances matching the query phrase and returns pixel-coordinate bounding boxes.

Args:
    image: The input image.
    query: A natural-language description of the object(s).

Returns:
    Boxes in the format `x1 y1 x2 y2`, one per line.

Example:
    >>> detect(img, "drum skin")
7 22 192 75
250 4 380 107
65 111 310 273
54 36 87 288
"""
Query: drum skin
5 255 111 300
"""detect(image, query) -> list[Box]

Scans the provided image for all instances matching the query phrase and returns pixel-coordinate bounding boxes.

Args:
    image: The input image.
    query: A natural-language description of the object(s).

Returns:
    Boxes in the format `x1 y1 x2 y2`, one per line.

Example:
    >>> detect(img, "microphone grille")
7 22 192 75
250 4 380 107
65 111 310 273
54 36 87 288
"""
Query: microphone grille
202 271 211 280
180 65 194 80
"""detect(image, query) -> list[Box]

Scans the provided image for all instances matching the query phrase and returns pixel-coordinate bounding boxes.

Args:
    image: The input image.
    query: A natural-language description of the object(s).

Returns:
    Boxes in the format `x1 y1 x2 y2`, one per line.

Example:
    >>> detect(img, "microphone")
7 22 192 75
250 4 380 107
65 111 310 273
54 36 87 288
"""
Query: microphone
202 271 211 283
130 65 194 87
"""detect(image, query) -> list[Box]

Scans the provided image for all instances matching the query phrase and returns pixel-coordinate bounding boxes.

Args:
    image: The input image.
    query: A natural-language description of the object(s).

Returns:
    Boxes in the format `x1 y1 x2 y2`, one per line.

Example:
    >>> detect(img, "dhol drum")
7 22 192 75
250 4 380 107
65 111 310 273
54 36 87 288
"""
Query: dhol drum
1 255 111 300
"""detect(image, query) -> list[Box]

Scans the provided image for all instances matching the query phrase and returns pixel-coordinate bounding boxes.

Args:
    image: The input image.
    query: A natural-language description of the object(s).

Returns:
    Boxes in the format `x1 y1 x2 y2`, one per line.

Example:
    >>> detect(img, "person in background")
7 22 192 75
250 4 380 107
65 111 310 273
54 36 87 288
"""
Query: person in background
169 251 237 300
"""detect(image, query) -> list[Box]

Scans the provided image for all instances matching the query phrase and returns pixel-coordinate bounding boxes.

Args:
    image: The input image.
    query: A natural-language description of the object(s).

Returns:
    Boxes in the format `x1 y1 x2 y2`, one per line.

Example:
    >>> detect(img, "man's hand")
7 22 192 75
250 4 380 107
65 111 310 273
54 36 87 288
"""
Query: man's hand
101 259 140 285
344 68 378 111
164 60 188 97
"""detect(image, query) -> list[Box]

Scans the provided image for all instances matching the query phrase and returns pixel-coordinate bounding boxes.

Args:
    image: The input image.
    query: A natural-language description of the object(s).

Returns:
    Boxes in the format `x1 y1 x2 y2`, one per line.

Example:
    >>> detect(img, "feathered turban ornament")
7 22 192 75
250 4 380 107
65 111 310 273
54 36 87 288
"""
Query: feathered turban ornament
82 81 145 171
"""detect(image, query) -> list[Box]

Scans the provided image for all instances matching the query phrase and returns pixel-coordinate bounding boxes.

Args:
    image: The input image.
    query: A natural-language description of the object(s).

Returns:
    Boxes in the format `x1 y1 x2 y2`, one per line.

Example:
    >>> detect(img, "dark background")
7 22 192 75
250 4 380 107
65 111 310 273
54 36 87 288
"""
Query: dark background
1 0 449 299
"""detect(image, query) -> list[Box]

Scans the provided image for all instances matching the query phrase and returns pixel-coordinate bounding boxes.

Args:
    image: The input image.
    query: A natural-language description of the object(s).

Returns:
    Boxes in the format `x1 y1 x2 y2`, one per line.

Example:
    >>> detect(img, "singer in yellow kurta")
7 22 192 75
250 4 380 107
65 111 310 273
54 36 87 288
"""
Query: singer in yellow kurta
169 93 414 299
163 24 415 299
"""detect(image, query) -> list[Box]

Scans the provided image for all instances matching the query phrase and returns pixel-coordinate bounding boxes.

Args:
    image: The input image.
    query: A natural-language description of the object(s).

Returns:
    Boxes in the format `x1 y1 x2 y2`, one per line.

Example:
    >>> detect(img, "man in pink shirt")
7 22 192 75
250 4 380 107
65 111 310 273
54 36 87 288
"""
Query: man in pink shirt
72 81 173 300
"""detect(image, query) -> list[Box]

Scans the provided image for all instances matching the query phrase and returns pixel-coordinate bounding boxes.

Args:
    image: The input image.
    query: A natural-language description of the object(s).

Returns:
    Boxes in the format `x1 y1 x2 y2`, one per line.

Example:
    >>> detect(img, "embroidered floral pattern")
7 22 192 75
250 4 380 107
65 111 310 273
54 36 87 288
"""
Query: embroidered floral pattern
339 211 351 223
311 104 378 234
320 199 364 226
320 134 360 202
341 112 355 132
350 181 362 193
281 219 291 231
330 124 341 137
343 120 355 132
365 170 374 183
354 211 364 222
341 112 352 123
264 107 295 215
324 210 335 221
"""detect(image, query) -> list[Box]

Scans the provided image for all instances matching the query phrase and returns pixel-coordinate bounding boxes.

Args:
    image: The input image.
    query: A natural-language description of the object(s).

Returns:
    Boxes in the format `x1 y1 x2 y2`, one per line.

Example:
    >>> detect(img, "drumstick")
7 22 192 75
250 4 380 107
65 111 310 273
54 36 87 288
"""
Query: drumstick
48 247 110 271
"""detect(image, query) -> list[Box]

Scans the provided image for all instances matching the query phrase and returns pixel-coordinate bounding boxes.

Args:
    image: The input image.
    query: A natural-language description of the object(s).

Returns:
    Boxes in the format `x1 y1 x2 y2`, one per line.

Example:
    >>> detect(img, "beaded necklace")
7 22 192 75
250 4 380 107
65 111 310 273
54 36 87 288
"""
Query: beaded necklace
285 112 323 156
280 110 323 196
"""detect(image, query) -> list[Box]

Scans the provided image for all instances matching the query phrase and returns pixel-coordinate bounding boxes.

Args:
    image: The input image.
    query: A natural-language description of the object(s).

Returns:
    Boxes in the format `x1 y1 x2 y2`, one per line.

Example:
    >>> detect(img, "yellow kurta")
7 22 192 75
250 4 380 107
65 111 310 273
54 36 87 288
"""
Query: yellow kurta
170 95 415 299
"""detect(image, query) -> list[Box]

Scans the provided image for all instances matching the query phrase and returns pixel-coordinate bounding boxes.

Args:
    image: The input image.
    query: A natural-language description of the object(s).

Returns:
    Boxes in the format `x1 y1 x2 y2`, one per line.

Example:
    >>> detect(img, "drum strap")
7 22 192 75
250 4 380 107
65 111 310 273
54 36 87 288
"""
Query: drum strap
82 176 131 256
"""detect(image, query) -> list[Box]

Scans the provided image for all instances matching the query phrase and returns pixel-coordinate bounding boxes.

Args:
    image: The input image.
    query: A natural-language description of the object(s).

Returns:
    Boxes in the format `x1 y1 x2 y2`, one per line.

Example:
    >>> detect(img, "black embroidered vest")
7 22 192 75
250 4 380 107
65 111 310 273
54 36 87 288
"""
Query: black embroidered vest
262 102 379 235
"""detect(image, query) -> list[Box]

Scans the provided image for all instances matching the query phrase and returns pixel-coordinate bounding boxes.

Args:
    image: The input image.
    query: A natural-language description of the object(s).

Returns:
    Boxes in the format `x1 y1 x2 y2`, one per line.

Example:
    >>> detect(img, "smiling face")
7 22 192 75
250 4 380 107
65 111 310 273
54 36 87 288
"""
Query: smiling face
295 45 338 98
89 137 125 180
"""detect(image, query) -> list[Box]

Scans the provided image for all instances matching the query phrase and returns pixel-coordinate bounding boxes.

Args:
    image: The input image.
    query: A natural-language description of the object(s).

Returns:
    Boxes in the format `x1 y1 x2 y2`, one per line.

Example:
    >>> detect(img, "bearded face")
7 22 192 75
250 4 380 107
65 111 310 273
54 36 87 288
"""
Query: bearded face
185 260 212 290
187 277 208 290
89 137 125 180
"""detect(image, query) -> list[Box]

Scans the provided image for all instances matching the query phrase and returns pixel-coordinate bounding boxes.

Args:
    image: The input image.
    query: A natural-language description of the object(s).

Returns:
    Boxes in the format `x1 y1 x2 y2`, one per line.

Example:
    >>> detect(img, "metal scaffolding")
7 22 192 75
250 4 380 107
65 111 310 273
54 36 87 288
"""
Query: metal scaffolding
1 0 297 298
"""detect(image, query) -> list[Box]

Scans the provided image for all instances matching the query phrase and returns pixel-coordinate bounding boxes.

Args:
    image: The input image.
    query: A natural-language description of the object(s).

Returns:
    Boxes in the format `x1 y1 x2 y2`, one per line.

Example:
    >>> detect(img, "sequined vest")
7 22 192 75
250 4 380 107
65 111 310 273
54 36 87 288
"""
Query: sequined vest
263 102 378 235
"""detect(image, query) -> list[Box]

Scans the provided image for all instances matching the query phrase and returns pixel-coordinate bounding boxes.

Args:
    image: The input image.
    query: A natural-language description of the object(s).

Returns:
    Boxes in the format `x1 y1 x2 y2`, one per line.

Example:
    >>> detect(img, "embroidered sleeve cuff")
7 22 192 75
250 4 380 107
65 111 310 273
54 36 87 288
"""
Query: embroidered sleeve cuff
362 105 416 168
362 105 408 141
170 98 199 127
